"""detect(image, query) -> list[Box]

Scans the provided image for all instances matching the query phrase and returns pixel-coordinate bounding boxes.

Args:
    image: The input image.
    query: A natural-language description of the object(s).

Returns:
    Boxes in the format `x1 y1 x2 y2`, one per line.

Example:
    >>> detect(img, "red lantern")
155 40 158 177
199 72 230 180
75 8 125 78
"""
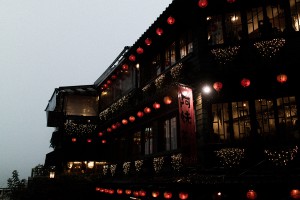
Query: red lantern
106 80 112 85
101 139 106 144
137 111 144 118
153 102 161 109
139 190 146 197
144 107 151 114
133 191 139 197
277 74 288 83
108 189 114 194
156 27 163 36
87 139 92 143
116 122 121 128
129 116 135 122
145 38 152 46
241 78 251 88
164 96 172 105
103 83 108 88
117 189 123 195
152 191 160 198
111 74 117 80
213 82 223 92
179 192 189 200
164 191 172 199
71 138 77 142
246 190 257 200
227 0 236 3
98 132 103 137
125 189 132 195
290 189 300 199
107 127 112 132
111 124 117 129
136 47 144 54
198 0 208 8
122 64 128 71
167 16 175 25
129 54 136 62
122 119 128 125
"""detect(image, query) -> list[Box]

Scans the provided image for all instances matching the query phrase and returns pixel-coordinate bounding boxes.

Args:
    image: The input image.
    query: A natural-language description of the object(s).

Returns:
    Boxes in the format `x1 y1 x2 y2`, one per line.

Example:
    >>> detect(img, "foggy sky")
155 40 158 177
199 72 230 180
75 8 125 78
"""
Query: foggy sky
0 0 172 187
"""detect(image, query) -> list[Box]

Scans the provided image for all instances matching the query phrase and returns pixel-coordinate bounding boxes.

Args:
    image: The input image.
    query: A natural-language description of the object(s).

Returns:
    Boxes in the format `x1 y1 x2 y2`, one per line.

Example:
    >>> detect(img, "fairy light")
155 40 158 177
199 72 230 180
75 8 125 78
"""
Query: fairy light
64 120 97 135
211 45 240 65
153 156 164 173
135 160 143 172
170 63 183 80
253 38 285 58
155 74 166 89
264 145 298 166
99 95 130 120
215 148 245 168
171 153 183 172
123 162 131 175
103 165 108 175
110 164 117 176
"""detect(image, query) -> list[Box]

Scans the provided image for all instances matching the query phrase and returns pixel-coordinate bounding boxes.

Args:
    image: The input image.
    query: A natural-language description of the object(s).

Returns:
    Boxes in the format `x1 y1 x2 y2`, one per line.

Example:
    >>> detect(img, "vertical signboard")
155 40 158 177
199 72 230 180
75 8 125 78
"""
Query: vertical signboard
178 84 197 164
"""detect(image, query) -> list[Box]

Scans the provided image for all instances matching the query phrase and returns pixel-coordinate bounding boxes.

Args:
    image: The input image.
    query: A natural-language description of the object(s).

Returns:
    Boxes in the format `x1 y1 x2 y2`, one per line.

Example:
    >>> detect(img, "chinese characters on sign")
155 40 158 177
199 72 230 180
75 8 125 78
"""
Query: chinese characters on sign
178 85 197 164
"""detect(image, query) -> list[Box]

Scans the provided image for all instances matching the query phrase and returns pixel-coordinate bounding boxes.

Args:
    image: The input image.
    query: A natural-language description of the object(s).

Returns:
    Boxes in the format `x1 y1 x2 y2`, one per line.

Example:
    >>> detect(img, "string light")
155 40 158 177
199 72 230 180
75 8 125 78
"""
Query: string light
64 120 97 135
264 145 298 166
135 160 143 172
253 38 285 59
171 153 183 172
123 162 131 175
153 156 164 173
110 164 117 176
215 148 245 168
211 45 240 64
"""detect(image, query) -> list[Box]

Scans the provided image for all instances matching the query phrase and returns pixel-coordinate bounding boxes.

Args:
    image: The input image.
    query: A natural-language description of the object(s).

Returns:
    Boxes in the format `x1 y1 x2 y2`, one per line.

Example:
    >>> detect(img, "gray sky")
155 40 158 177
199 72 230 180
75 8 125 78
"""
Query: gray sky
0 0 172 187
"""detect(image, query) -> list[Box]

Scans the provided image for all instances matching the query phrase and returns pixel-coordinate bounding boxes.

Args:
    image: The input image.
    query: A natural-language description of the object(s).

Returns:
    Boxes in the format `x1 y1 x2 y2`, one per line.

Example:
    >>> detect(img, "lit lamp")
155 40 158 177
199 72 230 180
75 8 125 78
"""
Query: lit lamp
213 82 223 92
156 27 163 36
179 192 189 200
198 0 208 8
246 190 257 200
277 73 288 84
290 189 300 199
49 171 55 179
241 78 251 88
167 16 175 25
164 191 172 199
163 96 172 105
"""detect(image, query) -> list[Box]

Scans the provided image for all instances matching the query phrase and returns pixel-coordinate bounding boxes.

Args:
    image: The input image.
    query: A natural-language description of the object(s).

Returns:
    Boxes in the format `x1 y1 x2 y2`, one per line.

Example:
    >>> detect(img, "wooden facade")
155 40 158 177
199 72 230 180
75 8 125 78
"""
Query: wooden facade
45 0 300 199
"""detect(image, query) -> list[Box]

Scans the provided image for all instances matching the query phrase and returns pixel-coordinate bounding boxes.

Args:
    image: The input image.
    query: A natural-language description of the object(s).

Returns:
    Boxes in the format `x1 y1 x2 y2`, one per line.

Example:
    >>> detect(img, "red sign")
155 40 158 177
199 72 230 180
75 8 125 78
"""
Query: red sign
178 85 197 164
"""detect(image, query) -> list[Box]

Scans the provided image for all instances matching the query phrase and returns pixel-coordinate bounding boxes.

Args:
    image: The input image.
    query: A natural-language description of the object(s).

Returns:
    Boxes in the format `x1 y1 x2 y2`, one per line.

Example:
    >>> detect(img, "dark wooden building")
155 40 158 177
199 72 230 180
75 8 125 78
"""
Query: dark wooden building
45 0 300 199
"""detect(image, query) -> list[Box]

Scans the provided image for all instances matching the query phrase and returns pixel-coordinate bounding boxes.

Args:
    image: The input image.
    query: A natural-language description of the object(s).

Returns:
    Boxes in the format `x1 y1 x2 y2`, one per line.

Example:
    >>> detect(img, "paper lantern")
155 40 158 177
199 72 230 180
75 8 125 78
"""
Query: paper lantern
117 189 123 195
116 122 121 128
71 138 77 142
137 111 144 118
111 74 117 80
198 0 208 8
87 139 92 143
125 189 132 195
136 47 144 54
241 78 251 87
145 38 152 46
227 0 236 3
167 16 175 25
129 54 136 62
129 116 135 122
106 80 112 85
101 139 106 144
139 190 146 197
111 124 117 129
103 84 108 88
290 189 300 199
164 191 172 199
107 127 112 132
153 102 161 109
144 107 151 114
122 119 128 125
108 189 114 194
98 132 103 137
133 191 139 197
213 82 223 92
156 27 163 36
246 190 257 200
277 74 288 83
179 192 189 200
164 96 172 104
152 191 160 198
122 64 128 71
